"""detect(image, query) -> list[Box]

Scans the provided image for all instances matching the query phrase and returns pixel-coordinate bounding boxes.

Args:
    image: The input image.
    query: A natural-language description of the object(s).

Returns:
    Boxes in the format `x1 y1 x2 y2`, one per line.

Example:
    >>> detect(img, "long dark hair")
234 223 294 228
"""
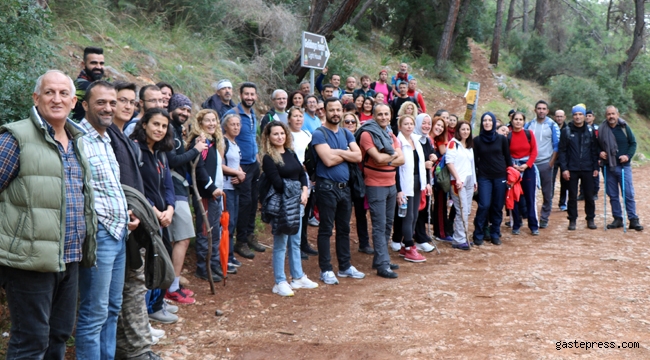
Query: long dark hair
454 120 473 149
129 108 174 152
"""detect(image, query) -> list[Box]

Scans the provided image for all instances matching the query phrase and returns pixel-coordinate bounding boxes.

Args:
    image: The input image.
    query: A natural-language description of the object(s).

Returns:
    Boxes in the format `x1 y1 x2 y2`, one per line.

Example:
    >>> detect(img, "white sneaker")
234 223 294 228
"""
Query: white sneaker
149 324 165 338
390 241 402 252
320 271 339 285
415 242 436 253
152 335 160 345
290 276 319 289
163 302 178 314
337 265 365 279
272 281 295 297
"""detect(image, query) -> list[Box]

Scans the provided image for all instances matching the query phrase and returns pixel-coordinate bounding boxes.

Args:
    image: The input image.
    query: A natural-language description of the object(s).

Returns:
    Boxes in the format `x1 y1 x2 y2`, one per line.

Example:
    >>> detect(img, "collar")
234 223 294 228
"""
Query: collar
80 118 111 142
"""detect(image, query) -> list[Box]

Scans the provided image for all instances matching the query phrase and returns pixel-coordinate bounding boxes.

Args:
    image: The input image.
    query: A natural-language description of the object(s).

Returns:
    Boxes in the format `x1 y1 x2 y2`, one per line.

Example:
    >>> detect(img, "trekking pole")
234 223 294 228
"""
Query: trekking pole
622 167 627 234
603 165 607 231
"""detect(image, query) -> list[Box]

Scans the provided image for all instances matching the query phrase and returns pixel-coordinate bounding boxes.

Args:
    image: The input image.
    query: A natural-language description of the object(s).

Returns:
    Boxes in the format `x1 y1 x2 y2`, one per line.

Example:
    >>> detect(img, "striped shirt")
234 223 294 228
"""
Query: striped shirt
80 120 128 241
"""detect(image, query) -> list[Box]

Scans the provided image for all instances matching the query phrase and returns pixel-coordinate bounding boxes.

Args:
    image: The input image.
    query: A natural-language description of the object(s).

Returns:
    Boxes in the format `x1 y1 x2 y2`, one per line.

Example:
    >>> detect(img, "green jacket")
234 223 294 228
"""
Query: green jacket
0 107 97 272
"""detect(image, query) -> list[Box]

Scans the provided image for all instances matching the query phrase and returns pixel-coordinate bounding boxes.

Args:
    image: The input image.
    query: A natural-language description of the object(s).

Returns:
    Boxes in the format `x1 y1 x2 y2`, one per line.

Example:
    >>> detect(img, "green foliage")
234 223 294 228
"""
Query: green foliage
630 84 650 117
515 35 550 83
548 75 608 118
326 25 360 79
122 61 139 76
0 0 57 124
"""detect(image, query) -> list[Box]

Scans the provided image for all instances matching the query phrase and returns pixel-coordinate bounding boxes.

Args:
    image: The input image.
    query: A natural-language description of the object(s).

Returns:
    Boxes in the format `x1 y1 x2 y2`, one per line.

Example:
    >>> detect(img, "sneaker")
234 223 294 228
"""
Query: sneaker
308 216 320 227
512 229 520 235
435 236 454 242
390 241 402 252
149 324 165 338
531 229 539 236
151 335 160 345
320 271 339 285
227 265 238 274
568 220 576 231
149 308 178 324
559 205 567 211
337 265 365 279
377 268 398 279
358 246 374 254
229 258 242 267
163 302 178 314
272 281 294 297
415 242 435 253
539 219 548 229
248 235 266 252
290 276 319 289
587 219 597 230
179 285 194 297
165 289 196 304
452 242 470 251
593 195 598 201
195 271 222 282
235 242 255 259
398 246 406 257
404 247 426 262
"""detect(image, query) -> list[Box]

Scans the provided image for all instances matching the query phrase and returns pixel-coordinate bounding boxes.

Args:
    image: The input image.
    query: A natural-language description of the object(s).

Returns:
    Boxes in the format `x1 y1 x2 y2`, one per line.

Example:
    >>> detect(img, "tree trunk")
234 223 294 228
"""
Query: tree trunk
505 0 516 33
617 0 645 87
533 0 547 35
606 0 613 31
350 0 376 26
285 0 364 80
308 0 332 33
436 0 462 66
449 0 472 55
35 0 48 8
490 0 505 65
522 0 529 32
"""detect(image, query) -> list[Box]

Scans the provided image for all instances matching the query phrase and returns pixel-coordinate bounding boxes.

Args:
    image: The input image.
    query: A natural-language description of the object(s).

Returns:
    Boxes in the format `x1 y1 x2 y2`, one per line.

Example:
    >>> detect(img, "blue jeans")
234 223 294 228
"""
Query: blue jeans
1 262 79 359
77 223 126 360
224 189 239 262
273 209 305 284
605 164 638 219
193 197 222 276
473 177 507 241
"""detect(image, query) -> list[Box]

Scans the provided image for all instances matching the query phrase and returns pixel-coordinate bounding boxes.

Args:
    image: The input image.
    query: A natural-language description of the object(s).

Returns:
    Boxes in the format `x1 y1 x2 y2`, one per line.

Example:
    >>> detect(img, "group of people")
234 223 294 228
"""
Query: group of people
0 45 644 360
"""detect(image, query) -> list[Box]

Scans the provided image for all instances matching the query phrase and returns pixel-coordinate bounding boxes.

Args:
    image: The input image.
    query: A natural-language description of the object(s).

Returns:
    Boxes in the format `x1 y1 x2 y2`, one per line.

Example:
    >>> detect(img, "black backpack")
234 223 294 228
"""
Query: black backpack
507 129 531 144
304 127 327 178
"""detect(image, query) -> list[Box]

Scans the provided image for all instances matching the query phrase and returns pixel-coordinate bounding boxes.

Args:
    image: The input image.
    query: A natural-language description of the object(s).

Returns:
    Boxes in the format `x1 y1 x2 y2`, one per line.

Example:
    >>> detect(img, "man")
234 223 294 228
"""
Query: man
73 46 106 121
599 106 643 231
552 109 569 211
302 95 321 133
341 76 357 98
370 69 393 104
108 82 164 360
353 75 376 99
123 85 164 136
224 82 266 259
390 82 416 134
524 100 560 229
315 67 342 98
357 104 406 278
320 84 335 101
299 81 311 95
407 78 426 113
0 70 96 358
201 79 236 119
579 109 600 200
165 94 212 297
76 80 137 359
260 89 288 132
312 98 364 285
557 105 599 231
391 62 414 97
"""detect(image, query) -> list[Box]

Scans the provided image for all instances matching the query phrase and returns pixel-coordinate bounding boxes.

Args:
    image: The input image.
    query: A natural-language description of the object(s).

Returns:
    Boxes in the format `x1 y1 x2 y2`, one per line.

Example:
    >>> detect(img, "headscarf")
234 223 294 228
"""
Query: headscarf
479 111 498 144
414 113 431 144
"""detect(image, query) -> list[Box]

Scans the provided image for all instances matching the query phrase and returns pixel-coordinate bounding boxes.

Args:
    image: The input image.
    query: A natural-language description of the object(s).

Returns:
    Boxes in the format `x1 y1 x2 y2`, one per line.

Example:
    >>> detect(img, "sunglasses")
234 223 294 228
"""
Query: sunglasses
344 120 356 124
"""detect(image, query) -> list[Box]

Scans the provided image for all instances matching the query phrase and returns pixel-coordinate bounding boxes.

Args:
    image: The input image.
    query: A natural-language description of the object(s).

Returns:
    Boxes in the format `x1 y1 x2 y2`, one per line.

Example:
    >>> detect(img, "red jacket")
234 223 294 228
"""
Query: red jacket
505 166 523 210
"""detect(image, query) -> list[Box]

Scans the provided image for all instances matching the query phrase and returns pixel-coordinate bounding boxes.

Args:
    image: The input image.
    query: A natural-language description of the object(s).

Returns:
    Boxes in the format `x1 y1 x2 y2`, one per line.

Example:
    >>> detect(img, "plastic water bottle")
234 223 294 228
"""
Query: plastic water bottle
398 196 408 217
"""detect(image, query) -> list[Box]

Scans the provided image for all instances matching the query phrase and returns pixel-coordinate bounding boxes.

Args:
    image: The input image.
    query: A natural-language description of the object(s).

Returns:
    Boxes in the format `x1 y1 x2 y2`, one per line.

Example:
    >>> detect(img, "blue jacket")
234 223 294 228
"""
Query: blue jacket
524 116 560 164
225 104 258 165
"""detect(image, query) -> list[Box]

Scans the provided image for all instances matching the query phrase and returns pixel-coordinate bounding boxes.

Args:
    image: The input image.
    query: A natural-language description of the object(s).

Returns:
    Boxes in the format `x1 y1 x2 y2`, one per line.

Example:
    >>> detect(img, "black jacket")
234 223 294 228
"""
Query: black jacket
187 136 219 199
558 123 599 172
201 95 236 120
167 120 200 197
261 178 302 236
107 124 144 193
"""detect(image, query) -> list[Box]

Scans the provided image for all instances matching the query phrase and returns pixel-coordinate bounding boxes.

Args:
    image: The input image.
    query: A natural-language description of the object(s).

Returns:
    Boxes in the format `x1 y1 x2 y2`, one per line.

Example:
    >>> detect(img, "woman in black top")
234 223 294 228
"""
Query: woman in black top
261 121 317 297
472 112 513 246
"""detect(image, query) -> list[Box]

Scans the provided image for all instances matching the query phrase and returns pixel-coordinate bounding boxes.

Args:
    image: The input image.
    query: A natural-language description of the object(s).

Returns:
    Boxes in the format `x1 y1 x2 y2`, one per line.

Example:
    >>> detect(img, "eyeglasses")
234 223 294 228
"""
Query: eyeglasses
118 97 137 106
344 120 356 125
316 108 325 112
144 98 164 104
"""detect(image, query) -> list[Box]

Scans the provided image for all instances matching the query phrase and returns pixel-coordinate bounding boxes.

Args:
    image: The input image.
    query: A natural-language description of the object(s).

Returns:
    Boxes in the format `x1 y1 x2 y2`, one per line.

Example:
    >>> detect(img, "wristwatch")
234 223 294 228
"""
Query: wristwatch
388 161 392 166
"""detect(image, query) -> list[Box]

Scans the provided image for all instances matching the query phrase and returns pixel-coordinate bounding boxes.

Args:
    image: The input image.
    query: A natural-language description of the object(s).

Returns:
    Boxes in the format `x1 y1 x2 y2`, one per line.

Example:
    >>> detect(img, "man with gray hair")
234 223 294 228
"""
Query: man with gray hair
260 89 288 132
201 79 236 119
0 70 97 358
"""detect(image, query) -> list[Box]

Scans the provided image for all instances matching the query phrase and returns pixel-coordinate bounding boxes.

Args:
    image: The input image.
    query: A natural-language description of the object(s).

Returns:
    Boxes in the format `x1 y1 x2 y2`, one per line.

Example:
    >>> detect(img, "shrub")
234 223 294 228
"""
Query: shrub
548 75 608 118
630 84 650 117
0 0 57 124
515 35 549 83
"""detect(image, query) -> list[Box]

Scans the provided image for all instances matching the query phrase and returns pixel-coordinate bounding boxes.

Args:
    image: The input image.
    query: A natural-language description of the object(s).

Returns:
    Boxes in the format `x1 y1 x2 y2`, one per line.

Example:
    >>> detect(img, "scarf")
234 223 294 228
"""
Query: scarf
598 118 627 168
414 113 430 144
479 112 497 144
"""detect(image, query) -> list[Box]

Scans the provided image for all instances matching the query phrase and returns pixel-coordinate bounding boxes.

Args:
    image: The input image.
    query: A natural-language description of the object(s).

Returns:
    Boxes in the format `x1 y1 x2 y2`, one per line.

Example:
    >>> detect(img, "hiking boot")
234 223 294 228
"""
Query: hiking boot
212 267 224 278
149 308 178 324
577 194 584 201
607 217 624 229
195 270 222 282
587 219 597 229
302 245 318 256
491 237 502 245
248 235 266 252
629 218 644 231
539 219 548 229
235 242 255 259
165 289 195 304
568 220 576 231
372 263 400 270
301 251 308 260
377 268 398 279
404 247 426 262
358 246 374 255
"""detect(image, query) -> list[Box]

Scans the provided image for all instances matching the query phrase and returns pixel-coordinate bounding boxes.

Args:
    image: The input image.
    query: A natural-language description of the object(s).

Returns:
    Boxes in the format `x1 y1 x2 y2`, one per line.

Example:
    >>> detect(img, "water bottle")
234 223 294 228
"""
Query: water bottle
398 196 408 217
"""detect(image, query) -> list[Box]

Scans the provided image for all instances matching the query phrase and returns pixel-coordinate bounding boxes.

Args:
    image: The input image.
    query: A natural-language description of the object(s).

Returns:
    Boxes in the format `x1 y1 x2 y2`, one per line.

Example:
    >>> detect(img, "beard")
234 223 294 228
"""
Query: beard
172 111 188 125
326 115 341 125
243 99 256 109
86 66 105 81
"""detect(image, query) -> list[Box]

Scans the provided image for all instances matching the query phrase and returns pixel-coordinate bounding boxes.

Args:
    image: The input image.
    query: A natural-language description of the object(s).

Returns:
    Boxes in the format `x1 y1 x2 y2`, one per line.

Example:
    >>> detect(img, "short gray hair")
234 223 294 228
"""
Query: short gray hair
34 70 76 96
271 89 287 100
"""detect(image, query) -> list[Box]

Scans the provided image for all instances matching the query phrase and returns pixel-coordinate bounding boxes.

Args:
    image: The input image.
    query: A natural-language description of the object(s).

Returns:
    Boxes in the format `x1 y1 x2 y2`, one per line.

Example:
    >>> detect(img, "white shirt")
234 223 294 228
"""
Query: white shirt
291 130 312 163
397 132 426 197
446 138 476 184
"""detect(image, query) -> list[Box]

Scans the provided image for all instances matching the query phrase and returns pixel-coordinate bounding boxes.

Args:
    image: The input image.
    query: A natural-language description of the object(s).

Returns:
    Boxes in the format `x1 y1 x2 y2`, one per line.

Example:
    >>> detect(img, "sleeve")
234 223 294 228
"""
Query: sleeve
345 128 355 146
558 129 568 172
166 132 200 170
527 131 538 168
551 121 560 152
417 93 427 113
163 166 175 209
591 130 600 171
395 166 402 192
315 73 325 93
627 126 637 159
197 151 218 197
445 140 458 164
262 154 284 193
293 152 308 188
0 132 21 194
503 137 513 168
359 131 374 153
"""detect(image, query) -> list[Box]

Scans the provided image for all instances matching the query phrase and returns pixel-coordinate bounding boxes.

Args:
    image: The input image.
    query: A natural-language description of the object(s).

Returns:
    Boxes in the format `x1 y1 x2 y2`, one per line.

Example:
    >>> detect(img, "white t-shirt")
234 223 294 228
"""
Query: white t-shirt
291 130 312 163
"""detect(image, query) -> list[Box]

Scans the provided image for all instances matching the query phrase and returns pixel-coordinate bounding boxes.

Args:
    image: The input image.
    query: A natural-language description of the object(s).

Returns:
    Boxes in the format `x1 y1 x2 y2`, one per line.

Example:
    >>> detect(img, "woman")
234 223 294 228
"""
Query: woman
354 94 365 115
261 121 317 297
288 91 305 110
446 121 477 250
411 114 437 252
370 69 392 103
430 115 455 242
129 108 178 318
156 82 174 109
397 101 417 120
473 112 513 246
447 113 458 142
508 112 539 235
394 114 428 262
221 113 246 269
359 97 374 123
340 112 372 255
187 109 226 281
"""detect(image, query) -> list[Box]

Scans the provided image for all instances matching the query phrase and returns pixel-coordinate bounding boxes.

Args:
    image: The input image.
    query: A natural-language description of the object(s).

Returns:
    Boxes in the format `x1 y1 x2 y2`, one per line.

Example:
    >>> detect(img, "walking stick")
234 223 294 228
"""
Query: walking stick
603 165 607 231
622 167 627 234
191 156 216 294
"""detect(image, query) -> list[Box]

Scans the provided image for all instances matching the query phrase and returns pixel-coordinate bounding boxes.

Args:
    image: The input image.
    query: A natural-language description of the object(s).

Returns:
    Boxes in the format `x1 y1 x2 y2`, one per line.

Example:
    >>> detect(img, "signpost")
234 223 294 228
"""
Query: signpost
301 31 330 95
464 81 480 131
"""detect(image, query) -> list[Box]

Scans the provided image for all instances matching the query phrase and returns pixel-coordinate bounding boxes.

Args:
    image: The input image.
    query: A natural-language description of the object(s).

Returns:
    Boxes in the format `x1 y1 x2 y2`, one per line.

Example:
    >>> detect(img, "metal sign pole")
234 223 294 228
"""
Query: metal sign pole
310 69 315 95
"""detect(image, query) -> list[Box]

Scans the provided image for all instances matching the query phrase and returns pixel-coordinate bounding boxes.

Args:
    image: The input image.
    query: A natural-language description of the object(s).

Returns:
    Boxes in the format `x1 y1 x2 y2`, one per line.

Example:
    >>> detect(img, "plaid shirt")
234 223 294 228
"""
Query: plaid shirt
0 118 86 263
80 120 128 241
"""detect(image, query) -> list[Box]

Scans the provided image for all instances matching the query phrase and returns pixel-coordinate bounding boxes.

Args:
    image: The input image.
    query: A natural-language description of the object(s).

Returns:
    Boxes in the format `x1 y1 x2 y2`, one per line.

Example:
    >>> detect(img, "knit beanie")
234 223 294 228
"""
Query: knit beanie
168 93 192 113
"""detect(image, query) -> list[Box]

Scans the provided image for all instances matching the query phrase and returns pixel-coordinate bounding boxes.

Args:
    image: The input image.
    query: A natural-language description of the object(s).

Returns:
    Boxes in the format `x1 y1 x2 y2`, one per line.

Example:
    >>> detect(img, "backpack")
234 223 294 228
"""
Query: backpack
507 129 531 144
434 155 451 193
304 127 327 178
